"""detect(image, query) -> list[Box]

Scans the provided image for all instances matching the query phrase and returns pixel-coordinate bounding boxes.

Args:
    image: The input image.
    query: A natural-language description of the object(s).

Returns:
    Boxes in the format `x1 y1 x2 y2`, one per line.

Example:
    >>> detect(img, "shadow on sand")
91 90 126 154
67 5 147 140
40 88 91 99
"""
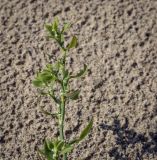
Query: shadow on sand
99 118 157 160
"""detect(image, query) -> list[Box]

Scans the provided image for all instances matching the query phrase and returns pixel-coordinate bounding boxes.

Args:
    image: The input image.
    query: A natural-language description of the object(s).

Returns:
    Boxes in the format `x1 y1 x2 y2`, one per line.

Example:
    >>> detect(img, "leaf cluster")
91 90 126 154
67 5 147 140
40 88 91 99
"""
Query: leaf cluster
45 17 77 52
39 119 93 160
39 139 73 160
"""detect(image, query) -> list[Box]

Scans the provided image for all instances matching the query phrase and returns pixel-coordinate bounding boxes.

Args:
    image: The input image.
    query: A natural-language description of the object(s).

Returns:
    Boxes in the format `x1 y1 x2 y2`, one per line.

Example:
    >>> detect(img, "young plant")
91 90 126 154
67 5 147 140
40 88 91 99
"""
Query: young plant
32 18 93 160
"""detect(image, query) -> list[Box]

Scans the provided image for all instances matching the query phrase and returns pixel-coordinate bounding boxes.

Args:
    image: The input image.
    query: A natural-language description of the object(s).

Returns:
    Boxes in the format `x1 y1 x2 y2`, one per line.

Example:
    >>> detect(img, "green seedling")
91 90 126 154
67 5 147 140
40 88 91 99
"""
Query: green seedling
33 18 93 160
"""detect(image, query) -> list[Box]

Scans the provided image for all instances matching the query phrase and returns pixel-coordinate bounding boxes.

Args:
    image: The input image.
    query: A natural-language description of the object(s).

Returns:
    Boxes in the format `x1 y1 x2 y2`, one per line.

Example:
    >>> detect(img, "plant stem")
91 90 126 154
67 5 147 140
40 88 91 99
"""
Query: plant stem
60 85 68 160
59 51 67 160
60 95 65 140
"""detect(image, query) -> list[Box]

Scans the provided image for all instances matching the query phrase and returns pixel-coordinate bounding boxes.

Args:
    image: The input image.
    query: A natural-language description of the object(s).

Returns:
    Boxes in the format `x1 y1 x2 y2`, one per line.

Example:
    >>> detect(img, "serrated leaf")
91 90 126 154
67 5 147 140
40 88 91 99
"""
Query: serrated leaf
67 36 77 49
66 90 80 100
61 145 73 154
79 119 93 141
70 64 87 79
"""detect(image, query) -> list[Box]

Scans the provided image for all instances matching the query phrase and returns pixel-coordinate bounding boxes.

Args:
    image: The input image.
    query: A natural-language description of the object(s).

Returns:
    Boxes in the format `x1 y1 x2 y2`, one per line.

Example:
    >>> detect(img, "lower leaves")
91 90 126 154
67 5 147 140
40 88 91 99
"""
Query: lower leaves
39 119 93 159
39 139 73 160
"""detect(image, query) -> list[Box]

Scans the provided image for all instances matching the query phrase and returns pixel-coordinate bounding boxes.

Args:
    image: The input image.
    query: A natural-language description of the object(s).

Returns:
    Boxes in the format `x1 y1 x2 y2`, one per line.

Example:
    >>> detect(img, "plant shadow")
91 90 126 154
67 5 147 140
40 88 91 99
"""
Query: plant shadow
99 118 157 160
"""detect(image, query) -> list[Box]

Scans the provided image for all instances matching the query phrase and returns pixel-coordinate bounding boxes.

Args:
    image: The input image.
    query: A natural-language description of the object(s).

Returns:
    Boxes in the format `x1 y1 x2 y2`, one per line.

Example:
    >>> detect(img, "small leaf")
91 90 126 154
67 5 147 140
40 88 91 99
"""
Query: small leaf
62 22 71 33
47 140 54 150
67 36 77 49
79 119 93 141
63 69 69 79
46 64 53 71
45 24 52 33
32 79 43 87
33 67 57 89
37 70 55 85
69 139 79 145
69 119 93 145
53 139 59 150
40 108 58 118
66 90 80 100
39 72 53 83
70 64 87 79
53 17 59 32
60 34 64 44
61 145 73 154
57 141 64 150
48 93 61 104
45 24 55 38
43 140 54 160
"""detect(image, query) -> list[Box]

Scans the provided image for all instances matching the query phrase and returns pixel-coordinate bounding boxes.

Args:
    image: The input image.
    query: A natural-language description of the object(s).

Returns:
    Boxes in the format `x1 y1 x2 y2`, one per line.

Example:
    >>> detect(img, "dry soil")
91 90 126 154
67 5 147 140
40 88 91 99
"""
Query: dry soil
0 0 157 160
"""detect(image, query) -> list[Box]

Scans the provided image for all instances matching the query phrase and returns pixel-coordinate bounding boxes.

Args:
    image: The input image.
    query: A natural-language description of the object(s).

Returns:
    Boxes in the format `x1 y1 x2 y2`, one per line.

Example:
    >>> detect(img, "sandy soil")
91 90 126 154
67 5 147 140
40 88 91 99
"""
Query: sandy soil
0 0 157 159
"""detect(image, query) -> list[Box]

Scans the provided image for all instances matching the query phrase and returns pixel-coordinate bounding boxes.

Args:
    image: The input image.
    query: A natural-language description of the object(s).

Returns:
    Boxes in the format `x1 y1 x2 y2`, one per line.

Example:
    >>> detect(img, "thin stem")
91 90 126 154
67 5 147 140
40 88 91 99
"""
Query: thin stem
60 94 67 160
59 95 65 140
59 50 67 160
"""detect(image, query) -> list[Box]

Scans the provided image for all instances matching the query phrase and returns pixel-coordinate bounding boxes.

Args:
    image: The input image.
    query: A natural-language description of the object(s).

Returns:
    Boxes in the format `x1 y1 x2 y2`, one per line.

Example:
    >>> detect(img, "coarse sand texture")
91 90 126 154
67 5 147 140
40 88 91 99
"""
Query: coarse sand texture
0 0 157 160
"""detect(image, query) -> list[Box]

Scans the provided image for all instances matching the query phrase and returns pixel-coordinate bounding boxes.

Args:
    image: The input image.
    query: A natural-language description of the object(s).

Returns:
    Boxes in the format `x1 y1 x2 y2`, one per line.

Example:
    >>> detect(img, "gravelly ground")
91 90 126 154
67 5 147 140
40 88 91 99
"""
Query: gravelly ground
0 0 157 159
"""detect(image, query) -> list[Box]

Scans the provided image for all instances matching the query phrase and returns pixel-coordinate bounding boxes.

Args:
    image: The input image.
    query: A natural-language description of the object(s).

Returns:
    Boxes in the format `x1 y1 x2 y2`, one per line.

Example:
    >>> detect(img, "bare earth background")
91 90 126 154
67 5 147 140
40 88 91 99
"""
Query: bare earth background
0 0 157 159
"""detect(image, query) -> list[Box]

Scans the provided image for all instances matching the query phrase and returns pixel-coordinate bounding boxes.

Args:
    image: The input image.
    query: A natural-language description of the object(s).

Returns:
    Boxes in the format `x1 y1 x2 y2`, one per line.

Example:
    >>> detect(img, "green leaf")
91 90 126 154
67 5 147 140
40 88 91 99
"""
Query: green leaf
56 141 64 150
45 24 52 33
47 140 54 150
79 119 93 141
32 66 57 89
46 64 53 71
69 119 93 145
37 70 55 85
32 79 43 87
60 34 64 44
61 145 73 154
63 69 69 79
45 24 55 38
62 22 71 33
69 139 79 145
67 36 77 49
70 64 87 79
66 90 80 100
42 140 54 160
40 108 58 118
53 139 59 150
53 17 59 32
48 92 61 104
43 75 53 82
